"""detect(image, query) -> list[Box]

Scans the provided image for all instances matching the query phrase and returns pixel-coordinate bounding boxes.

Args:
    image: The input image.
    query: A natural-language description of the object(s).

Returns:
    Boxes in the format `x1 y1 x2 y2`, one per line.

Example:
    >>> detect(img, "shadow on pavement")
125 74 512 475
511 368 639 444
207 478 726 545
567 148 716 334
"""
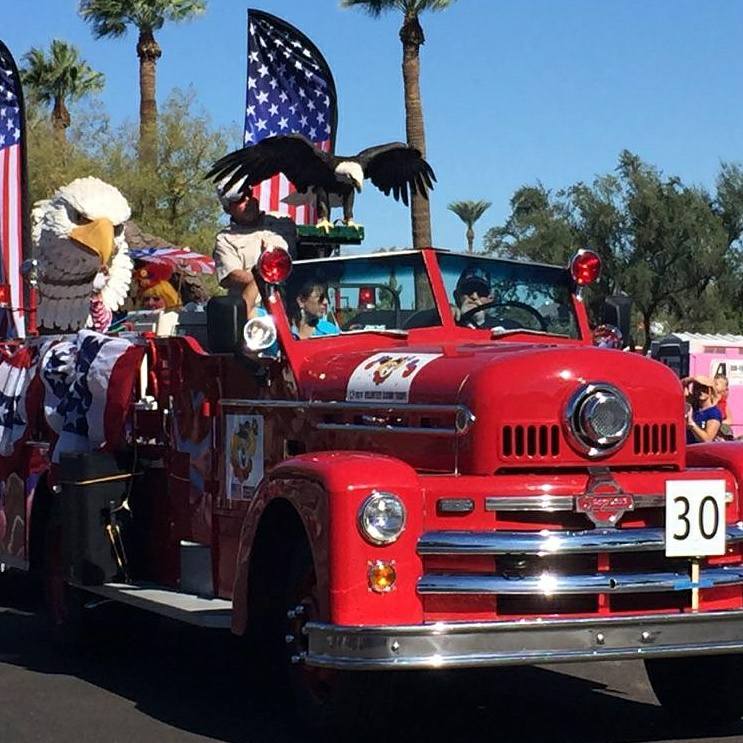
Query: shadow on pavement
2 575 742 743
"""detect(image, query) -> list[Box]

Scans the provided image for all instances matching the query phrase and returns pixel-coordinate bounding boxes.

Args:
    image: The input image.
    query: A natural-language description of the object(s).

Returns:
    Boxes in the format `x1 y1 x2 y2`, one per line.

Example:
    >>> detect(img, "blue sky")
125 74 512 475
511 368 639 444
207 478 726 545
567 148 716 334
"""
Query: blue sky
5 1 743 253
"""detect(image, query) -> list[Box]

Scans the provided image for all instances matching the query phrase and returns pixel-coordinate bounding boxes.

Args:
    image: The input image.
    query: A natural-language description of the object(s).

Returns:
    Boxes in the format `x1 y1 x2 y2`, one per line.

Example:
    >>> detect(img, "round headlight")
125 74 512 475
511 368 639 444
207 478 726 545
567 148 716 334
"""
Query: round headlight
565 382 631 456
358 492 406 545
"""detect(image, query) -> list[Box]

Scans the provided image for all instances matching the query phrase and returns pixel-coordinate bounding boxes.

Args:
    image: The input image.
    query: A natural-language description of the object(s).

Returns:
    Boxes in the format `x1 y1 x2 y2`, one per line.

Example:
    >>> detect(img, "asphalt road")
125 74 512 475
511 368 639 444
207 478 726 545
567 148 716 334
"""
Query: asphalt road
2 572 743 743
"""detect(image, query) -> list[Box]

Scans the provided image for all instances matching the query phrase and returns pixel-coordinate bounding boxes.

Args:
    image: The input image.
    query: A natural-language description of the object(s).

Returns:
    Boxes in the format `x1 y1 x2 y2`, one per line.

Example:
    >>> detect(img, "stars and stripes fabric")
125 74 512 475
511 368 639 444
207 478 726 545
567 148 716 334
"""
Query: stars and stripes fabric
0 344 39 458
244 10 338 224
0 42 28 338
40 331 145 463
128 247 215 275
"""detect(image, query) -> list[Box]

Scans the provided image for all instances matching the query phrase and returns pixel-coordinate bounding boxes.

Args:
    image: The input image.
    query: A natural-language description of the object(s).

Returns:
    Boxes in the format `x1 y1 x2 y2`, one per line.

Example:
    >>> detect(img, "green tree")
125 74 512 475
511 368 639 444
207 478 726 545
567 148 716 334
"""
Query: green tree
79 0 206 163
20 40 104 140
341 0 457 249
447 199 491 253
484 152 736 349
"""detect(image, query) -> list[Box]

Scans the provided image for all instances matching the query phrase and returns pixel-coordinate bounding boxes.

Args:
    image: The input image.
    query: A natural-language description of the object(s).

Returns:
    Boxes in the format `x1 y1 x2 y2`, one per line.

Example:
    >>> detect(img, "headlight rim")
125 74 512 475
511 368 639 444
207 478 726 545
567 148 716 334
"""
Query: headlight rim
564 381 632 458
357 490 407 546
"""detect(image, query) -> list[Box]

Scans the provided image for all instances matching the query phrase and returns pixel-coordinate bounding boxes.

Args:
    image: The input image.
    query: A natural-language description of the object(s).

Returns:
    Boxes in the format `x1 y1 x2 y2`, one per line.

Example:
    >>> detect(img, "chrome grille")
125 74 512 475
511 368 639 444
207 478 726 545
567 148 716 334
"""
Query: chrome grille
633 423 678 455
501 424 560 459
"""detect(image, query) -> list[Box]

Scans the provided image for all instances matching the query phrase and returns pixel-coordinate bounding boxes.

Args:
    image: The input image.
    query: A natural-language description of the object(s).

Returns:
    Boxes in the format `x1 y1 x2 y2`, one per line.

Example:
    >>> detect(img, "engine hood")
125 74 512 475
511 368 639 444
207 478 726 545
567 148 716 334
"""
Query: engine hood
299 341 685 473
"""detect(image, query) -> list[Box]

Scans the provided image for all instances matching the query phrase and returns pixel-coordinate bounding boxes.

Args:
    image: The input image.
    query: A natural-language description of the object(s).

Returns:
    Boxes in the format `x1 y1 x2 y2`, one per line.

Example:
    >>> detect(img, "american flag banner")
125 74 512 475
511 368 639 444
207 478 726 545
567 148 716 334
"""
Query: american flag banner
0 41 29 338
40 331 145 463
245 9 338 224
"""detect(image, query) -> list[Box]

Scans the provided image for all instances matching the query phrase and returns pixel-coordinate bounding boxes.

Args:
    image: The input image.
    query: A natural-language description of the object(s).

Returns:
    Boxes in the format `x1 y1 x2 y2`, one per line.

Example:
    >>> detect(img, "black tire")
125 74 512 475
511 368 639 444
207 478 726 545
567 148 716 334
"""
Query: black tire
645 654 743 729
257 539 397 738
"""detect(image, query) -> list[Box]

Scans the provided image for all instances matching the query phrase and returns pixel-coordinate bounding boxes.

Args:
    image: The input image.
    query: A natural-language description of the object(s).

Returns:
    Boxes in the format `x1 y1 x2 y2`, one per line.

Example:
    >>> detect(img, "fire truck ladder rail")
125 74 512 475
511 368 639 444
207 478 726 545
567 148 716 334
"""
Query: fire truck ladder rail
417 524 743 556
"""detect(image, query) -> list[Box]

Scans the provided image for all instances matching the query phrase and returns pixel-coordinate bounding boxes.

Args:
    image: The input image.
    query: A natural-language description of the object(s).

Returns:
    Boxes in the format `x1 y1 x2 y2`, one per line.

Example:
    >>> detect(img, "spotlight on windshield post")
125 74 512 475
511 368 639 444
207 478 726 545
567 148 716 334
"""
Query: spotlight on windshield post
243 315 278 354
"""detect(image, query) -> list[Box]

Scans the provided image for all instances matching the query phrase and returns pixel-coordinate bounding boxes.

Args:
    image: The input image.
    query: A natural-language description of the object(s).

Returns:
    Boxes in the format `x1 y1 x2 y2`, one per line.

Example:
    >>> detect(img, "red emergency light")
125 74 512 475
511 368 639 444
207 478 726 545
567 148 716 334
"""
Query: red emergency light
0 284 10 308
359 286 375 307
257 248 292 284
570 250 601 286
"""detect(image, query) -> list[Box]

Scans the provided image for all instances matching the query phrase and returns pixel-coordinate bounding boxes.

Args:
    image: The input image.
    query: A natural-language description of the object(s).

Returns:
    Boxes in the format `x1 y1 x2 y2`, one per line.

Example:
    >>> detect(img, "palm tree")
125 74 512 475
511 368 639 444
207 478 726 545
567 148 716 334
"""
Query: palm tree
342 0 457 249
79 0 206 162
21 40 104 140
448 200 491 253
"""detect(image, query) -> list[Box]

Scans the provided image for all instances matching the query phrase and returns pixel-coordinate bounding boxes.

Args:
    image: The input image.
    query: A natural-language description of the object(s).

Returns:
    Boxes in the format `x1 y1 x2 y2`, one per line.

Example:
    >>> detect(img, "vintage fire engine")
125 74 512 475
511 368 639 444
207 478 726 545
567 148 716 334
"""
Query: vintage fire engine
3 238 743 726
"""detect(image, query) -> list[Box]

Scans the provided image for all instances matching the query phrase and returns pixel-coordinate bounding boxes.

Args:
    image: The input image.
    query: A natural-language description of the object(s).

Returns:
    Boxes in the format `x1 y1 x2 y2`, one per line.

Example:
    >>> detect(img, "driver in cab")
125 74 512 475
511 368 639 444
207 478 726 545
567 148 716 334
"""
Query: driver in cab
453 267 493 328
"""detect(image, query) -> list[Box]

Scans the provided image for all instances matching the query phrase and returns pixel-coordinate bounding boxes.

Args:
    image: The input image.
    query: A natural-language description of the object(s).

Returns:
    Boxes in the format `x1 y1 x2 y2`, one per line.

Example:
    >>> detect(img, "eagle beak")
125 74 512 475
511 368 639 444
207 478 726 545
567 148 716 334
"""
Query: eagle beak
355 180 363 193
69 218 115 266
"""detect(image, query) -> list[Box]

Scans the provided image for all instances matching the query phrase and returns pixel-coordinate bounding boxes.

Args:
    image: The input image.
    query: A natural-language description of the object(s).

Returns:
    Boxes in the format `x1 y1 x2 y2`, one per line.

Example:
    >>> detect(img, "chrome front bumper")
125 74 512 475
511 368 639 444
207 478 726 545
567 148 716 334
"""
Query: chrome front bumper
305 610 743 670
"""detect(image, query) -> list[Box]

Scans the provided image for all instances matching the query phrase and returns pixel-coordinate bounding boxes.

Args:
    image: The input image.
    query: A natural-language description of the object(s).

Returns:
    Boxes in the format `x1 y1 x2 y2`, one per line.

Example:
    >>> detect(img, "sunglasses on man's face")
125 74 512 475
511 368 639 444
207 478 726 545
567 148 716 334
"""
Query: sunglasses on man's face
461 284 490 298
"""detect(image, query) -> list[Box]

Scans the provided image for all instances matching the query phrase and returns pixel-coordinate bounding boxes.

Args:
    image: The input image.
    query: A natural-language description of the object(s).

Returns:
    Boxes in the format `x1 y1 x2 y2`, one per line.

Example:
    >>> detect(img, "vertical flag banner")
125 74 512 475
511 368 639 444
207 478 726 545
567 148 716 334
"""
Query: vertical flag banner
0 41 29 338
245 9 338 224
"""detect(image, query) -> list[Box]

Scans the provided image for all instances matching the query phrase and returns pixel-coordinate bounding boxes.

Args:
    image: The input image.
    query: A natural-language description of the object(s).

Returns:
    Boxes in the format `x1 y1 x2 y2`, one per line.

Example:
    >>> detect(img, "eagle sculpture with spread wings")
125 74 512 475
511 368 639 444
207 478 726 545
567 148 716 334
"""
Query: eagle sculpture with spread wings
206 134 436 231
32 177 133 332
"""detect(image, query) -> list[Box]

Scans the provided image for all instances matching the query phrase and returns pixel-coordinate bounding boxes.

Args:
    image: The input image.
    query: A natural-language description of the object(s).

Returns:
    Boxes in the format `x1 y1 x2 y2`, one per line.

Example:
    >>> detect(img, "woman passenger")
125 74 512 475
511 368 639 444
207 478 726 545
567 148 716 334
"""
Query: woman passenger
289 279 340 339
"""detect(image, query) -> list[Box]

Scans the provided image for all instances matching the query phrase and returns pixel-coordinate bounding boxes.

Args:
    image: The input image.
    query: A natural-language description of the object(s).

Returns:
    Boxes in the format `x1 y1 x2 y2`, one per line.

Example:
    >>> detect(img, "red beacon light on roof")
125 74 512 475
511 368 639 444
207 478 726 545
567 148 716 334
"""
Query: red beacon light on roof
570 249 601 286
257 247 292 284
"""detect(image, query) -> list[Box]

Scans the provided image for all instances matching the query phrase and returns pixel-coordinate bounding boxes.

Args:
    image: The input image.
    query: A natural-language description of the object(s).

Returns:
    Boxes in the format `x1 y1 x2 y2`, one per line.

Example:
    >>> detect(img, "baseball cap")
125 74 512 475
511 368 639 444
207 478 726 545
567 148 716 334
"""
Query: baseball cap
216 174 252 208
456 266 491 296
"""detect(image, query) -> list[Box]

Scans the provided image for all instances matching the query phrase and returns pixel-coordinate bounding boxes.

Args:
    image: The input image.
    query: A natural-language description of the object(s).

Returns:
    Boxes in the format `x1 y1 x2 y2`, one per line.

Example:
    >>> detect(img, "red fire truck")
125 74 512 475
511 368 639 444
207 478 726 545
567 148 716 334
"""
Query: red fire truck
3 241 743 728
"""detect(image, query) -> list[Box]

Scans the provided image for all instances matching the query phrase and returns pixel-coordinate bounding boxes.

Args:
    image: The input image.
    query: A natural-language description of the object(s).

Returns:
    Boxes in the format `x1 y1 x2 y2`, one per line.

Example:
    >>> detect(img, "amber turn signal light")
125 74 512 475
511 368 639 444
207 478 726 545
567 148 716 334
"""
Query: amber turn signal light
368 560 397 593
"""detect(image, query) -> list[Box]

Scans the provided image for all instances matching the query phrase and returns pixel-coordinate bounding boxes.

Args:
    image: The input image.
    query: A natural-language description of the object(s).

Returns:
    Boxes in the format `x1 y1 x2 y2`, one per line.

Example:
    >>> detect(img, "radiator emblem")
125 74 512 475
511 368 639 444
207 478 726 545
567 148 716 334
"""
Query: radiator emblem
576 470 634 527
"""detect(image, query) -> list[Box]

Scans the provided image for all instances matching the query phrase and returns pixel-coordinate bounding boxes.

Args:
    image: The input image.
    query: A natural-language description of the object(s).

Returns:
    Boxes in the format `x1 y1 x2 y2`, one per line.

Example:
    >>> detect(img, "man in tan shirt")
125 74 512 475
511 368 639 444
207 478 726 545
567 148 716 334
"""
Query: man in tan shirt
213 180 297 311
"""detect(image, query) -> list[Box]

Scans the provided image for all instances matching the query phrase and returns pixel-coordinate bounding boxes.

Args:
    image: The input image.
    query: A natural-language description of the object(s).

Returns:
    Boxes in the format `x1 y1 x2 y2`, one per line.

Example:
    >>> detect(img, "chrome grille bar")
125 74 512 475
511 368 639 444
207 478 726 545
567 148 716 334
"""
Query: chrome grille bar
417 523 743 556
418 566 743 596
484 493 665 512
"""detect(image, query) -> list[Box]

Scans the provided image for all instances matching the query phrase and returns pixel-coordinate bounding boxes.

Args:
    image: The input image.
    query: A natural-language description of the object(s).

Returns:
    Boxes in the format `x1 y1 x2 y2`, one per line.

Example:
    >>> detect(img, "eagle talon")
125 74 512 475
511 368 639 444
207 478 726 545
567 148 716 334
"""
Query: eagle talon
344 220 363 231
316 218 333 233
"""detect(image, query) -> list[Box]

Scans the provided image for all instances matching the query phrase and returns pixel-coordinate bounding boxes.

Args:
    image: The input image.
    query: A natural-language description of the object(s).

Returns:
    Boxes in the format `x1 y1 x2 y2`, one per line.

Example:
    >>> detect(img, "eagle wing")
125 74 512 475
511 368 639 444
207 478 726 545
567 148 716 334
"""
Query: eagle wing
356 143 437 206
206 134 336 194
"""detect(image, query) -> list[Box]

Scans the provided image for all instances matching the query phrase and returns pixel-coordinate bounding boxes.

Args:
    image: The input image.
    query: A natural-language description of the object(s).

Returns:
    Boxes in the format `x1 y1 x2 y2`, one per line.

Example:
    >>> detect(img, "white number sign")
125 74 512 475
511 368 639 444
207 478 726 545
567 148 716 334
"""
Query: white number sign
665 480 726 557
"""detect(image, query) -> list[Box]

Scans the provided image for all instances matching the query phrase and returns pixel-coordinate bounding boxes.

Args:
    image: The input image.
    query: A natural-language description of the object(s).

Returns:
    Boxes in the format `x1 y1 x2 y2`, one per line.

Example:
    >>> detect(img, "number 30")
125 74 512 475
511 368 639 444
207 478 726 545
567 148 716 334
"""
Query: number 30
673 495 720 540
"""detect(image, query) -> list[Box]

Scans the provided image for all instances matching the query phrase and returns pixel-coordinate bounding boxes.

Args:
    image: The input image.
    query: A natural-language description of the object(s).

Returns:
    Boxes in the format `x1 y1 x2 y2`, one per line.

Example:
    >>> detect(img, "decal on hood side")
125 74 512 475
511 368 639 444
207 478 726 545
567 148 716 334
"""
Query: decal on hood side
346 352 442 403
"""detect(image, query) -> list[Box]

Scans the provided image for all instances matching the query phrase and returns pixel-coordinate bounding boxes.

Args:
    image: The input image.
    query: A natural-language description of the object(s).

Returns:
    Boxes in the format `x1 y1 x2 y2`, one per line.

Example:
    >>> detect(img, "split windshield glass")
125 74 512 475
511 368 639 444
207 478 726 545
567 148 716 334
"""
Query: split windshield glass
284 252 440 334
438 253 580 338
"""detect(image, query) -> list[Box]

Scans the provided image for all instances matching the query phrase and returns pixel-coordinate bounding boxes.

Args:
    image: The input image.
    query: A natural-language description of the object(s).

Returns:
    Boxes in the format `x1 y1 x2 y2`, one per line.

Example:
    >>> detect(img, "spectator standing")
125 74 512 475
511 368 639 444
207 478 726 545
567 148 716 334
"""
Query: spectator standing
685 375 723 444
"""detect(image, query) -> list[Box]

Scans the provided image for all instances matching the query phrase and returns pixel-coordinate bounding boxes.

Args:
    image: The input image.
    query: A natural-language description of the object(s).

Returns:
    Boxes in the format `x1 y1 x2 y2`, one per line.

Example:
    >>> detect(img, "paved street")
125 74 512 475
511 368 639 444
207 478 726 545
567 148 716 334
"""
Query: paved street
1 572 743 743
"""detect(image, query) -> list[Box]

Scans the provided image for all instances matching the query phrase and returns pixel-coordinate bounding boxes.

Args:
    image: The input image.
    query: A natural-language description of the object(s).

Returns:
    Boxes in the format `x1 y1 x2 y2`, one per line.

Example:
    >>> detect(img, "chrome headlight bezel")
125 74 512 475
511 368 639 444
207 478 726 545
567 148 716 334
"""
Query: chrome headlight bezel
564 382 632 457
357 491 406 546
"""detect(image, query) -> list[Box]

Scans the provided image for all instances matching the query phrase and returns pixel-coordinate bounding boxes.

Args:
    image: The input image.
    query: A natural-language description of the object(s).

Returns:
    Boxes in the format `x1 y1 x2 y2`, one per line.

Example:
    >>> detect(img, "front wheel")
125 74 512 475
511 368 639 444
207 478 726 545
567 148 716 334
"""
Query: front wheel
645 654 743 728
261 540 397 736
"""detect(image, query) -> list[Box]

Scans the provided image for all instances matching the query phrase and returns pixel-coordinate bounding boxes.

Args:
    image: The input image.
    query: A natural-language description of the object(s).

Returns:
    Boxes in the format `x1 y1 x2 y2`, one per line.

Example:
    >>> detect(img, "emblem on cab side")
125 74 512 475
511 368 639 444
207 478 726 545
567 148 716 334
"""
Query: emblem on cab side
576 469 634 527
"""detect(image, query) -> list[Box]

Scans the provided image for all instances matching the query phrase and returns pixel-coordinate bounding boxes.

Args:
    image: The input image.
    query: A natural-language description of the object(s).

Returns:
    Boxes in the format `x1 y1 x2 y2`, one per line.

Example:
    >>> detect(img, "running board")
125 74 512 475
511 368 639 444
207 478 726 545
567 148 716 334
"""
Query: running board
76 581 233 629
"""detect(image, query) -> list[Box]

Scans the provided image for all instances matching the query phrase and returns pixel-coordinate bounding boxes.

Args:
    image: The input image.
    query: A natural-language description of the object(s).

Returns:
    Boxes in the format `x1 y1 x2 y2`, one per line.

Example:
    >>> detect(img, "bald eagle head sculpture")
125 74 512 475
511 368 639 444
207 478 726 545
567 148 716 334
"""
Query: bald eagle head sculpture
32 177 133 332
207 134 436 232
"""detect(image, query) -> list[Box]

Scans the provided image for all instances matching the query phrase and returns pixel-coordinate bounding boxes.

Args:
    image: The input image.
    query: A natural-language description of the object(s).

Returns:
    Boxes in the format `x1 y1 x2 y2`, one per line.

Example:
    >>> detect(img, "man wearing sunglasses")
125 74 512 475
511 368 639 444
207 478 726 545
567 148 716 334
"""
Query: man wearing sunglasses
453 266 494 328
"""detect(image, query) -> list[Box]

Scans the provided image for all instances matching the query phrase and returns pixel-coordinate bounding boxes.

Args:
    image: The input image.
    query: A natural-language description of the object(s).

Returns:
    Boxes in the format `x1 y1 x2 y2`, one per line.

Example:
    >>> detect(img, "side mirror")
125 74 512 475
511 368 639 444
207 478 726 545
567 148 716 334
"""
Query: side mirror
602 295 632 348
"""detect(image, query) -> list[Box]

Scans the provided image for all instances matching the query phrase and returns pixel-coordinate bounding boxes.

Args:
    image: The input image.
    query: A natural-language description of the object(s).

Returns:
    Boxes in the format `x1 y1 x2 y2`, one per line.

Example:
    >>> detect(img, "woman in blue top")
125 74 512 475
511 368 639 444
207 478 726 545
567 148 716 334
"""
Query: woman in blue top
289 278 340 339
685 374 723 444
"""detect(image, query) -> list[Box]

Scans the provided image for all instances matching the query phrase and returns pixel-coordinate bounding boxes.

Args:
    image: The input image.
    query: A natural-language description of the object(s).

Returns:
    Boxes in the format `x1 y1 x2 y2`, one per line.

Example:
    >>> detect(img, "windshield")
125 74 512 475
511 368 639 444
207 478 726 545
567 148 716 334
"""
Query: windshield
284 252 440 336
438 253 579 338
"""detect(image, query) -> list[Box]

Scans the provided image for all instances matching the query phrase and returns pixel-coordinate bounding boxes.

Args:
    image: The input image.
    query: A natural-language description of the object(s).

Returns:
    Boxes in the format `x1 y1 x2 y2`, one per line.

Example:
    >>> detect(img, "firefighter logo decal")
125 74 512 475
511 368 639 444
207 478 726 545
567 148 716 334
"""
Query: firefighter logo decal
346 352 441 402
225 414 264 499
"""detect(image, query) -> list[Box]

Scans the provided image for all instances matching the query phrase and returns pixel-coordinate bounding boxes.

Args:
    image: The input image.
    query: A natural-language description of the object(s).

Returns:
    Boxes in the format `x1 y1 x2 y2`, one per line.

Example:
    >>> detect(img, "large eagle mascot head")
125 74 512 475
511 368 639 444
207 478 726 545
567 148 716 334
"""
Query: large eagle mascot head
207 134 436 232
32 177 133 332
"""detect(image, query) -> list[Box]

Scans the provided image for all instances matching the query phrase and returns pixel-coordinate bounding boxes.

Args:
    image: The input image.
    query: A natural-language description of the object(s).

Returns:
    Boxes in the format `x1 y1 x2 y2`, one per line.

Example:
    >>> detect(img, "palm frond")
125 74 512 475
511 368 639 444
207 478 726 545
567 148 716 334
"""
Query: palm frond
448 200 492 227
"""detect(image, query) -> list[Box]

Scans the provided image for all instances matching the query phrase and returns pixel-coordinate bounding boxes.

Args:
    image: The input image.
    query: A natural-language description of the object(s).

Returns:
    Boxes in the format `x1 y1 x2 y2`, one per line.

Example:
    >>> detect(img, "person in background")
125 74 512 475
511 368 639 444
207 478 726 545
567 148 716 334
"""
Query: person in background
212 178 296 315
714 373 734 439
452 266 493 328
288 278 339 339
135 263 182 311
685 375 723 444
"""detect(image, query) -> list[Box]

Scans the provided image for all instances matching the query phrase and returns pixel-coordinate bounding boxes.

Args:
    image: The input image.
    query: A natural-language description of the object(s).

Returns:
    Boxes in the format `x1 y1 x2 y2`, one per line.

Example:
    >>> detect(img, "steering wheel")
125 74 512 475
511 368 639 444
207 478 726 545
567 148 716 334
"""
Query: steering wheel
458 300 549 331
